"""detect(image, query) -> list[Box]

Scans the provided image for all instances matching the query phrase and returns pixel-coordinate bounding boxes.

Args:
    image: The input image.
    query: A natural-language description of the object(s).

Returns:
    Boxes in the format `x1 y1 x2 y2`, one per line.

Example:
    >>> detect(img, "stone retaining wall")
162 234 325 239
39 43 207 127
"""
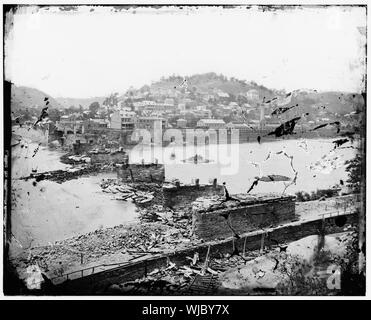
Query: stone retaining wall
192 196 296 241
163 181 223 213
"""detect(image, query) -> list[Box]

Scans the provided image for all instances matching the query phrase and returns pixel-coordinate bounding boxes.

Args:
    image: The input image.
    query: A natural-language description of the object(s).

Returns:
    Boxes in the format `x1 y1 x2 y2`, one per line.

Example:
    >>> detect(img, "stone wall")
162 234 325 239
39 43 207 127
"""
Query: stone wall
59 129 136 152
162 180 223 213
116 164 165 183
90 151 128 164
192 195 296 241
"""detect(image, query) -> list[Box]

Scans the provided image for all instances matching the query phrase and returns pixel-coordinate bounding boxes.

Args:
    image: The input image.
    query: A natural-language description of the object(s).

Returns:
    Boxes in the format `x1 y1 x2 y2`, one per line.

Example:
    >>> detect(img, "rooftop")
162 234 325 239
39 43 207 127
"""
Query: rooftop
198 119 226 124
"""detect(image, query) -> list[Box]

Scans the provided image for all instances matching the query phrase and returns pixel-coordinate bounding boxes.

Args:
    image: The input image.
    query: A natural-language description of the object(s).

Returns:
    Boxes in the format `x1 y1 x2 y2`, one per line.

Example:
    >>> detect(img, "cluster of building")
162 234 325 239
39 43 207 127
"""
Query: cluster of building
55 86 266 135
49 86 265 152
50 81 351 153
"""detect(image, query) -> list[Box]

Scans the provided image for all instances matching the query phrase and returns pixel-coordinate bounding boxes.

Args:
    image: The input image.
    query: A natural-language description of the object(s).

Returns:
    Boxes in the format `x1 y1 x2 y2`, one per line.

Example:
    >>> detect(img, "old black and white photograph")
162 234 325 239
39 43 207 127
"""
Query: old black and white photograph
2 4 367 297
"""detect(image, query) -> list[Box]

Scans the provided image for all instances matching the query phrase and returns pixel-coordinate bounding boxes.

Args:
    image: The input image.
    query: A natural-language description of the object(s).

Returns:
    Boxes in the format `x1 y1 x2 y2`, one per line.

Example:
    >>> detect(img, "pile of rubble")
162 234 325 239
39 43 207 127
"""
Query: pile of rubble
67 155 91 164
60 153 90 165
105 229 333 296
106 251 221 295
136 205 192 238
60 223 171 258
191 195 225 212
191 195 250 213
99 179 170 207
105 247 266 295
21 163 115 184
101 179 155 204
100 179 194 229
14 222 197 280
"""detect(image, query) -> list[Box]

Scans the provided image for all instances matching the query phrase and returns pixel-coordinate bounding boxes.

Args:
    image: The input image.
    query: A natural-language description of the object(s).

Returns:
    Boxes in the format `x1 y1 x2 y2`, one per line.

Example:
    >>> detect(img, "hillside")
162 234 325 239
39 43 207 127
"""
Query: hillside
55 96 106 109
11 85 63 111
146 72 278 99
10 85 107 111
140 73 363 116
11 74 364 119
283 90 363 116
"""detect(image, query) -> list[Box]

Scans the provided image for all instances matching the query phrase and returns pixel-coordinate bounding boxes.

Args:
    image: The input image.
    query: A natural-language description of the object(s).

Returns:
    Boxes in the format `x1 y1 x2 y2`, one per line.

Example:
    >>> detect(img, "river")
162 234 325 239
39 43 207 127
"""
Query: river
10 132 138 249
129 138 357 194
10 128 358 249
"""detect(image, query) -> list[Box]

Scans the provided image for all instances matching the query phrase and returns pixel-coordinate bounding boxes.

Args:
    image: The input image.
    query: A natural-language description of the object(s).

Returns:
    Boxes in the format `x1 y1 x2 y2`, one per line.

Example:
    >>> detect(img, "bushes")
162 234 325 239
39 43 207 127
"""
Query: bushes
276 254 331 295
345 153 362 194
295 188 340 202
295 191 311 202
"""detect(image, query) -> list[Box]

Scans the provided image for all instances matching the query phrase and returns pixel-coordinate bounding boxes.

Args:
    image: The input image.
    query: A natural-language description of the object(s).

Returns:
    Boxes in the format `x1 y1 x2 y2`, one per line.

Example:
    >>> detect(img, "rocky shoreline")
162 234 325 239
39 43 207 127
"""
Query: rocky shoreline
20 157 116 184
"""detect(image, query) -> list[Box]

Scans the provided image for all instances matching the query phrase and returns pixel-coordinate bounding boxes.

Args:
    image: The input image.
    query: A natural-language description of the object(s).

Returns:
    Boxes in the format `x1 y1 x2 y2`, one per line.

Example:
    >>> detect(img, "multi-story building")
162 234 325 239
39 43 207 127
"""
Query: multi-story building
196 105 207 111
56 115 84 134
84 118 109 130
217 91 229 99
164 98 175 108
178 103 186 112
194 109 212 119
202 94 215 102
246 89 260 101
196 119 226 129
133 100 156 112
110 110 136 130
136 116 167 131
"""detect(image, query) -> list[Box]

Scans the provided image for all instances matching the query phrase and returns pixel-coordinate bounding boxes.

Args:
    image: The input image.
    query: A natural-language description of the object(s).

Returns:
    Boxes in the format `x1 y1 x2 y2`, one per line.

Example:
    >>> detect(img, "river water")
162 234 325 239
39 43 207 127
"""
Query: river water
10 128 358 248
11 133 138 249
129 138 357 194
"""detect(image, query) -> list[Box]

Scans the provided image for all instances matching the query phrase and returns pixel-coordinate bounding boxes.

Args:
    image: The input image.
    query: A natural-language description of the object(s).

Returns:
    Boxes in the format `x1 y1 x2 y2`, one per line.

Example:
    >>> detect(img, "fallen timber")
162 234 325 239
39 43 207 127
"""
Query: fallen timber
19 164 115 184
53 209 357 295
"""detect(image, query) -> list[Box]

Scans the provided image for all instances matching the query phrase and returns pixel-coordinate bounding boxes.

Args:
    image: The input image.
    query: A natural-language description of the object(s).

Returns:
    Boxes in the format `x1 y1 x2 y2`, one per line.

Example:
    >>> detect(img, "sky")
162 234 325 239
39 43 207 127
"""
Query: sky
4 5 367 98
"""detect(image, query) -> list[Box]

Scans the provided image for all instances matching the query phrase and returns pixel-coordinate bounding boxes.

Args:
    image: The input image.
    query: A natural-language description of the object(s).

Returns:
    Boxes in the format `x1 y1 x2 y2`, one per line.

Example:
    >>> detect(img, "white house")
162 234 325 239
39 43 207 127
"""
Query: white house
246 89 260 101
196 119 226 129
110 110 137 130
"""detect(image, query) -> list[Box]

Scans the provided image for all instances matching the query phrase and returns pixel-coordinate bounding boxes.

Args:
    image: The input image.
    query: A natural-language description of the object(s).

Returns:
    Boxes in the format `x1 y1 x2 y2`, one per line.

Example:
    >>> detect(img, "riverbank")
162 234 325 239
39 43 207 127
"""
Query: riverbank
9 193 359 290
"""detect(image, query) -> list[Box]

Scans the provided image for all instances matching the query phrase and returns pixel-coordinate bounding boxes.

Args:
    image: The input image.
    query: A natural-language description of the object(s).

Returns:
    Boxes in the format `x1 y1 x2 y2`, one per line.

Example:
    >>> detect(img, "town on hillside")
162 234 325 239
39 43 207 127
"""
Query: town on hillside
11 73 363 154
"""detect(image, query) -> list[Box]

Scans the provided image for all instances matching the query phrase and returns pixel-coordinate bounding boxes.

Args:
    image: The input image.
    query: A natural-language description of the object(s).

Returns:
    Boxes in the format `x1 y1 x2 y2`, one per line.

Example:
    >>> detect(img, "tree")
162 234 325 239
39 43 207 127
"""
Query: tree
140 85 150 93
222 115 234 124
237 94 248 105
228 93 236 102
66 105 80 114
88 101 100 117
103 93 119 116
168 115 181 126
345 153 362 193
82 112 89 120
48 108 62 122
22 108 33 122
184 113 200 128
